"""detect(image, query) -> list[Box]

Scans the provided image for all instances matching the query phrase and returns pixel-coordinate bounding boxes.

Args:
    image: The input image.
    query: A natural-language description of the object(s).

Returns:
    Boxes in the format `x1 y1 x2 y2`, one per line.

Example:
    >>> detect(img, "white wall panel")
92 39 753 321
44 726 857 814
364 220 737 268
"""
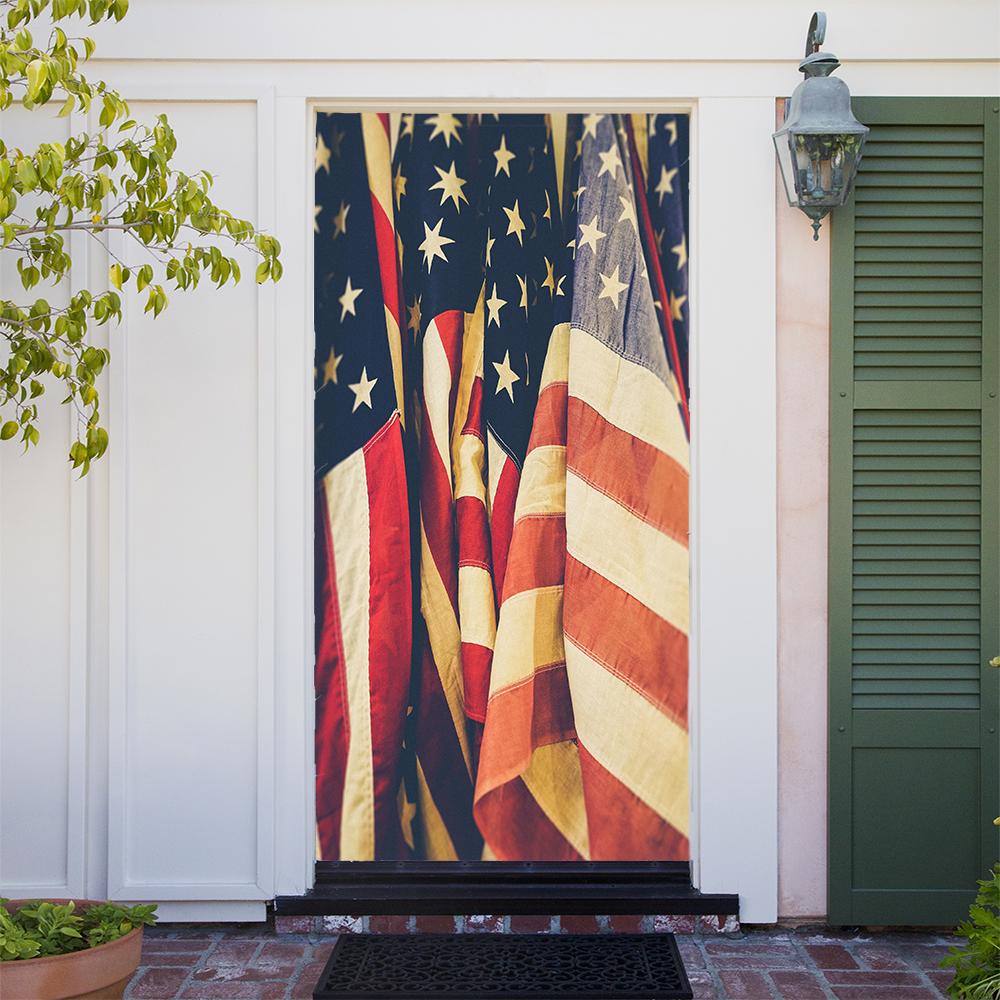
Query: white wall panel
106 100 273 900
0 110 88 898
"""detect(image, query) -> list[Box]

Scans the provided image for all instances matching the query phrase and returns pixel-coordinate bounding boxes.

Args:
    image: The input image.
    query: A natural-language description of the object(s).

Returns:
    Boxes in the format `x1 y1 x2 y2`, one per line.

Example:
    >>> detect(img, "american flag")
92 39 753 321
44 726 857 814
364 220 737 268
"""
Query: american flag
314 112 412 861
475 114 691 860
392 113 485 860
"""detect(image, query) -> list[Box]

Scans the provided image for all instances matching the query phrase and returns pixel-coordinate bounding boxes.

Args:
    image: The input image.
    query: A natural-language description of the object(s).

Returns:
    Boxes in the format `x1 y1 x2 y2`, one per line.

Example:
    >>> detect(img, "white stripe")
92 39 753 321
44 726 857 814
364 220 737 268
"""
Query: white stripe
566 469 689 634
423 317 455 490
458 563 497 650
322 453 375 860
565 638 690 838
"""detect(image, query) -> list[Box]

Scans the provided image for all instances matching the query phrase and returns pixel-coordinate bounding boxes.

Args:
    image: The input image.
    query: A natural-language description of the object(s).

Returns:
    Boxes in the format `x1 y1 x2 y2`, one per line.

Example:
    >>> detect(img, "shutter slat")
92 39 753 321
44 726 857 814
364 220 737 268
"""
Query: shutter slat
855 261 982 277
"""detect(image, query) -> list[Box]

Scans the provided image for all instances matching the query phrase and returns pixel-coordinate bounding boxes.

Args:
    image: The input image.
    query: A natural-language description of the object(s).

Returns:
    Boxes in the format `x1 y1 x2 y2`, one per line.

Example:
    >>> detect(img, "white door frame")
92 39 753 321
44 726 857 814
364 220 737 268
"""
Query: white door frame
278 93 779 923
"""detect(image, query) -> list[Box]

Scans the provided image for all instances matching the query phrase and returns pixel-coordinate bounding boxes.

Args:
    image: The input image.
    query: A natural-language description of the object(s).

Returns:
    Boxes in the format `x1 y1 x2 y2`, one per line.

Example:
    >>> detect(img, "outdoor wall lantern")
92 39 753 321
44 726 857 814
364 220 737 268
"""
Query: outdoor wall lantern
772 11 869 240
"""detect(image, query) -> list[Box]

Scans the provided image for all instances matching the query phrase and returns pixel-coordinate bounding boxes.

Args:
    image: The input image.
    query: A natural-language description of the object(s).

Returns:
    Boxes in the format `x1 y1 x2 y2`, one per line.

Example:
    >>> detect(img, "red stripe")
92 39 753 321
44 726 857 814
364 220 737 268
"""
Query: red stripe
462 376 484 440
461 642 493 724
501 514 566 602
314 482 349 861
456 495 491 571
489 458 518 599
362 415 412 859
566 396 688 545
577 742 688 860
564 554 688 726
624 115 690 433
370 193 402 331
527 379 568 450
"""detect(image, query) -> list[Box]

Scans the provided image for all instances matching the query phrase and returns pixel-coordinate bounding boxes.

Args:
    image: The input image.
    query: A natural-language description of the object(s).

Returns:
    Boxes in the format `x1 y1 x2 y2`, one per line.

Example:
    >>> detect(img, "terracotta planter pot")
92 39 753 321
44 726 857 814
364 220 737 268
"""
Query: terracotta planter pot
0 899 144 1000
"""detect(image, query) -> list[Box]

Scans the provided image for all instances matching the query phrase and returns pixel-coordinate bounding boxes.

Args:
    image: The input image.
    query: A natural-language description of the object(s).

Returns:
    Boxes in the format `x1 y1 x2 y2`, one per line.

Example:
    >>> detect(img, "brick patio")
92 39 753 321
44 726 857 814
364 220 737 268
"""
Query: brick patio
124 921 960 999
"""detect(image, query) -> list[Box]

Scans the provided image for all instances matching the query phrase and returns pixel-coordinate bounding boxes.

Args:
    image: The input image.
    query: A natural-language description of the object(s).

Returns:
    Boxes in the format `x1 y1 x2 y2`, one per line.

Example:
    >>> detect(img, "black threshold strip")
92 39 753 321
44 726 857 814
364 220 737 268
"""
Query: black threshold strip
276 861 739 916
312 933 693 999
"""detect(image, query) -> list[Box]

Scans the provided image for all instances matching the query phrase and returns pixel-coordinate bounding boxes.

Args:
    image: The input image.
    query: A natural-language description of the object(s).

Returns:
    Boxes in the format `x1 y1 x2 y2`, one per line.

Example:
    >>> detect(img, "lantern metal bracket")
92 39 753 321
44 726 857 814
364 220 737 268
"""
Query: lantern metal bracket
804 11 827 59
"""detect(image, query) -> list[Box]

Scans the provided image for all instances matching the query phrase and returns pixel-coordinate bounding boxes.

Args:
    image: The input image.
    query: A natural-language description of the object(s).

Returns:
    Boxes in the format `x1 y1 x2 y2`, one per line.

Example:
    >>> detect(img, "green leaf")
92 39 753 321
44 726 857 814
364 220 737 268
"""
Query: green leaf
25 59 48 102
0 422 18 441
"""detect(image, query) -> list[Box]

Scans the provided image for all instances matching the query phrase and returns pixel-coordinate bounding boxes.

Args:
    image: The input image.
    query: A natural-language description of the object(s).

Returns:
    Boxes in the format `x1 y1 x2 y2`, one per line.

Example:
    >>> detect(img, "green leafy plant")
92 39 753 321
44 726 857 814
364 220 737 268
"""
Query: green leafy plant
0 0 281 472
941 865 1000 999
0 899 156 961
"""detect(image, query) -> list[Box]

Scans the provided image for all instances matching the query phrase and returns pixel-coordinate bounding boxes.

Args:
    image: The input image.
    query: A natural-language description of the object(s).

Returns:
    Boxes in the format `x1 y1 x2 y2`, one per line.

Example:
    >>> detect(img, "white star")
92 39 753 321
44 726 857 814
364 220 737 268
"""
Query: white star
399 113 416 141
492 350 520 402
598 266 629 309
516 274 529 317
315 133 331 173
669 290 687 322
322 350 342 386
654 165 678 205
577 215 606 256
671 234 688 270
332 200 350 239
426 113 462 147
541 256 558 297
313 205 322 232
485 284 507 327
407 296 422 335
618 193 638 235
338 277 363 320
665 118 678 145
597 143 622 179
393 163 407 208
542 190 553 224
493 134 516 177
418 218 455 272
503 199 526 246
582 113 604 141
485 228 496 266
348 367 378 412
429 161 469 212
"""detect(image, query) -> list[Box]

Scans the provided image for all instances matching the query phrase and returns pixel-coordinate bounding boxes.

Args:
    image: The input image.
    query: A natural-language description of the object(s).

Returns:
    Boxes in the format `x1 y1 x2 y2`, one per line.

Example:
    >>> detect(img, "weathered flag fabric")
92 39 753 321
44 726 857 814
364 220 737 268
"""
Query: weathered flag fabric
315 111 690 862
314 113 412 861
474 114 690 859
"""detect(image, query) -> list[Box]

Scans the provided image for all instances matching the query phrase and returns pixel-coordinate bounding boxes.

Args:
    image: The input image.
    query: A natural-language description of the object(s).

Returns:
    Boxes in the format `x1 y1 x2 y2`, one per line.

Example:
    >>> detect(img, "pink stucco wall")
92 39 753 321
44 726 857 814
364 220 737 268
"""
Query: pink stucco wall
775 132 831 919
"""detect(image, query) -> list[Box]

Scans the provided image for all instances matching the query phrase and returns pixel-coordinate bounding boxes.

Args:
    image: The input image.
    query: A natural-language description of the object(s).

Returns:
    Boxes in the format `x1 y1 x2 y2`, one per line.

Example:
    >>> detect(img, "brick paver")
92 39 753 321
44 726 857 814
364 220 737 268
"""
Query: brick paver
122 923 960 999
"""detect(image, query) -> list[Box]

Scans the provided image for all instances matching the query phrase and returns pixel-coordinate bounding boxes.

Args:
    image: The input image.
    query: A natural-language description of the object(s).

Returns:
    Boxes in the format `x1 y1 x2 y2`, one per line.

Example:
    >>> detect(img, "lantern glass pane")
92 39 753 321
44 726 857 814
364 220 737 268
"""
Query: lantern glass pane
789 132 864 210
773 132 800 207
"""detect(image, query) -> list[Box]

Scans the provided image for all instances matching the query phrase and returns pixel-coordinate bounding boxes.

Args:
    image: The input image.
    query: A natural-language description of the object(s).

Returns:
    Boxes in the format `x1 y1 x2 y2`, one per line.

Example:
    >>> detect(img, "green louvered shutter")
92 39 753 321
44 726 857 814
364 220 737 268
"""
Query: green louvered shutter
829 97 1000 926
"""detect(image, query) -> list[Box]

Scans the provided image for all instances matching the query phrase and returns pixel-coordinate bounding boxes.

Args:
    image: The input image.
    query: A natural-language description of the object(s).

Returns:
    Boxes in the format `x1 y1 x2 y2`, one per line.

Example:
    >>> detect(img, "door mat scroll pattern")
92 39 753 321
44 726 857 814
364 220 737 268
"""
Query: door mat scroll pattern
312 932 693 999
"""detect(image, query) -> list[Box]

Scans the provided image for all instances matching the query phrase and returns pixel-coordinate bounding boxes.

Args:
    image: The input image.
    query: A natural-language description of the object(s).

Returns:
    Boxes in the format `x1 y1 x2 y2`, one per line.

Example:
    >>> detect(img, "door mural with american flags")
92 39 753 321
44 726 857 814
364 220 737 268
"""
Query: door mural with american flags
314 112 691 862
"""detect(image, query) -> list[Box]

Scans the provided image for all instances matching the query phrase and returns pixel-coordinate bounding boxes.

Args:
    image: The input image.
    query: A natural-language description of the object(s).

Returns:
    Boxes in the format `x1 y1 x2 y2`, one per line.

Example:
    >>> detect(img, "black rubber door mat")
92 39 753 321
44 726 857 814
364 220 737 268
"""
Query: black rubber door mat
312 933 693 999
